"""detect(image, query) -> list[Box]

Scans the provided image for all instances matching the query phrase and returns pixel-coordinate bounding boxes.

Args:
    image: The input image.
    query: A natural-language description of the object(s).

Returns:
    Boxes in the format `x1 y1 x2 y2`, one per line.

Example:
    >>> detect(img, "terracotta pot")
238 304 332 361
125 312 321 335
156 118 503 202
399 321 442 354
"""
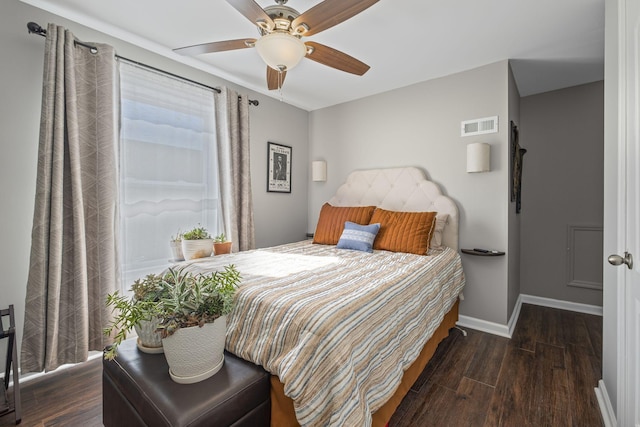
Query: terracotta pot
214 241 232 255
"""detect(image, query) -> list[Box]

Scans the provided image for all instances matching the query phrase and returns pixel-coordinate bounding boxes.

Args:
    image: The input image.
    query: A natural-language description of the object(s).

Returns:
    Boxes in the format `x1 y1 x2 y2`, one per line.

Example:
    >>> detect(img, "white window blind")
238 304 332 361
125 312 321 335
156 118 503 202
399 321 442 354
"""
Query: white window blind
119 61 221 289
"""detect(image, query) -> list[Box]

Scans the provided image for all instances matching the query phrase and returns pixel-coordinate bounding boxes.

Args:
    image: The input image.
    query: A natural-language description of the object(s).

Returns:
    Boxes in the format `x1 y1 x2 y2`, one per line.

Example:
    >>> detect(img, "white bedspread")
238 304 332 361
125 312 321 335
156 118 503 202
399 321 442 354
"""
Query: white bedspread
180 241 465 426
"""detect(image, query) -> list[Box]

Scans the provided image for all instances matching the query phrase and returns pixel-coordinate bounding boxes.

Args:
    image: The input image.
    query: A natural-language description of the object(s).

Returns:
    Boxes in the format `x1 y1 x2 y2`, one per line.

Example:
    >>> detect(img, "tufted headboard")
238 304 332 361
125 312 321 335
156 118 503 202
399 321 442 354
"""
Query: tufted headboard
328 167 459 251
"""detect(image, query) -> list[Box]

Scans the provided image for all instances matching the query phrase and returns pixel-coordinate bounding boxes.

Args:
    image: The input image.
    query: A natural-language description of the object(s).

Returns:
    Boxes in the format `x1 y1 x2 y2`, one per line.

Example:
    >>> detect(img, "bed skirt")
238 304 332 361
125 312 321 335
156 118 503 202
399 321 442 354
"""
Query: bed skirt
269 299 460 427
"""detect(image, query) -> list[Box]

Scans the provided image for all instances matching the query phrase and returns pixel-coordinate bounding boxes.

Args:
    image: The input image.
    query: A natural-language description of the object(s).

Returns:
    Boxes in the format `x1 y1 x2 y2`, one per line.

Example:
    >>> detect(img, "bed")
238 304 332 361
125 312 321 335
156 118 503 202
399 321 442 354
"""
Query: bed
180 167 465 427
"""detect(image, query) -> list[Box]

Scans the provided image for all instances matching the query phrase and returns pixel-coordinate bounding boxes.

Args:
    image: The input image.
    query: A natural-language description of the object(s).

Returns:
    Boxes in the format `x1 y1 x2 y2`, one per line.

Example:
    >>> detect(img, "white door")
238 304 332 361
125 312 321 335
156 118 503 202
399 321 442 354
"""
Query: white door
623 0 640 422
610 0 640 424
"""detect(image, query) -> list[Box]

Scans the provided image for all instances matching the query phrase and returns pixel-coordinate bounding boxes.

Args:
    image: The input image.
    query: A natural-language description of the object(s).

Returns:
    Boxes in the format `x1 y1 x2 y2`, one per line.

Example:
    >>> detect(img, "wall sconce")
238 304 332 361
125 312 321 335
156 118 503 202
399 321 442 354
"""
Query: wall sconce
466 143 491 173
312 160 327 182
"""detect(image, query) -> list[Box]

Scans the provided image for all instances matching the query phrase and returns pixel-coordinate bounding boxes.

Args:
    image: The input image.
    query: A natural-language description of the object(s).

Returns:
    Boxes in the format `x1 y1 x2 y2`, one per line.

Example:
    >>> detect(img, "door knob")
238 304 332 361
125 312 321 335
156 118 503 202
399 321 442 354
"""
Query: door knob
608 252 633 269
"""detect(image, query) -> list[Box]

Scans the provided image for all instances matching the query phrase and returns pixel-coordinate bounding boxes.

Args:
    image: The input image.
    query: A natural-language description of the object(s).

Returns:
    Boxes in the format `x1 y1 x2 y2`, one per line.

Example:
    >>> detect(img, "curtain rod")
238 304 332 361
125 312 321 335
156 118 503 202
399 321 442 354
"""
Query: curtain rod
27 22 259 106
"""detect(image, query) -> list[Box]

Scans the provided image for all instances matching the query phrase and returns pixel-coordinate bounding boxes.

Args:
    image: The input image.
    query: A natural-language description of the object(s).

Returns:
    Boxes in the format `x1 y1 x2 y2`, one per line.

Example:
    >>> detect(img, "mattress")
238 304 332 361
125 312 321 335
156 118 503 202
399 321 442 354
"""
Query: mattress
181 240 465 426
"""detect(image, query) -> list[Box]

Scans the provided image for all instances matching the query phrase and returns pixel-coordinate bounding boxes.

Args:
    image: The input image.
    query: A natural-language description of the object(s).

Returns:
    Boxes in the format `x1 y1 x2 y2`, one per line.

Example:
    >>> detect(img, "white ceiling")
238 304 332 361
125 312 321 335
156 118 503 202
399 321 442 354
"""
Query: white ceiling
21 0 605 111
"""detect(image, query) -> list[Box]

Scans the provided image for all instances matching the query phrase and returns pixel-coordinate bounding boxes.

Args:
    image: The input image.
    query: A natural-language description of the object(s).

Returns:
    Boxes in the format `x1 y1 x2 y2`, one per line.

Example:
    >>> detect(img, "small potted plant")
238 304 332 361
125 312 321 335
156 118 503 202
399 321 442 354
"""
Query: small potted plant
103 273 170 360
213 233 232 255
169 229 184 261
157 265 241 384
181 225 213 260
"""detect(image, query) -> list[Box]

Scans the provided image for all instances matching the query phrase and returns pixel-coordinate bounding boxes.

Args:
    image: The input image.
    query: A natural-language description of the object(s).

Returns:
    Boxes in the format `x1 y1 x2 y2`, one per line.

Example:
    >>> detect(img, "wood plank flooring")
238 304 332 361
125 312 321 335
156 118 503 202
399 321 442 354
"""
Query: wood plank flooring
0 355 102 427
391 304 603 427
0 303 603 427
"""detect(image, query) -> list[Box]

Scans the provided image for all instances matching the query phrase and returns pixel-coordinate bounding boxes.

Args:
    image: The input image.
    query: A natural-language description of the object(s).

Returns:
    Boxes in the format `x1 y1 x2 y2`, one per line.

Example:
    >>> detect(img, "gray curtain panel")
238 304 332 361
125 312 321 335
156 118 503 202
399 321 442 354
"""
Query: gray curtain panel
215 88 255 252
21 24 120 373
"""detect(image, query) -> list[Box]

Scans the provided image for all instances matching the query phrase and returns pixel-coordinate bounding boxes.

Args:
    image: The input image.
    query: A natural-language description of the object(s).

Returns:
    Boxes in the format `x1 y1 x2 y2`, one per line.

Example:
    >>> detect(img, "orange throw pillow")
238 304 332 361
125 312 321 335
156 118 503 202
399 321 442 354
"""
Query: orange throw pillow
370 208 438 255
313 203 376 245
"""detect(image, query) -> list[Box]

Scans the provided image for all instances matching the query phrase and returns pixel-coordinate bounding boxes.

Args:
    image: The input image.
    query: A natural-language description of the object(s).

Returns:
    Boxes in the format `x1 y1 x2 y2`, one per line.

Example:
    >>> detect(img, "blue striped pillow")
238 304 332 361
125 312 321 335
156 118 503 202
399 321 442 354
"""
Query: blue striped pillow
336 221 381 253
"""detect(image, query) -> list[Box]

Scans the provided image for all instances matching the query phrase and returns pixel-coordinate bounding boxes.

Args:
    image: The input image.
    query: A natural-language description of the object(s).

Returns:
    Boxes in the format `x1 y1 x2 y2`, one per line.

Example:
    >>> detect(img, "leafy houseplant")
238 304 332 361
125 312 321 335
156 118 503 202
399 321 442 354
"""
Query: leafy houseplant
103 274 170 360
182 226 211 240
213 233 232 255
157 265 241 384
103 264 241 385
157 265 239 336
181 225 214 259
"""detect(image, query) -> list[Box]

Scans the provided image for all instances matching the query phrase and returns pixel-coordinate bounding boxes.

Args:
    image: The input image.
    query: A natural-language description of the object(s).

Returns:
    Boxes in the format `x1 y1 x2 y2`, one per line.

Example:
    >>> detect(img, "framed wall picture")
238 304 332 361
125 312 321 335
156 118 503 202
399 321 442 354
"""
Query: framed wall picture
267 142 292 193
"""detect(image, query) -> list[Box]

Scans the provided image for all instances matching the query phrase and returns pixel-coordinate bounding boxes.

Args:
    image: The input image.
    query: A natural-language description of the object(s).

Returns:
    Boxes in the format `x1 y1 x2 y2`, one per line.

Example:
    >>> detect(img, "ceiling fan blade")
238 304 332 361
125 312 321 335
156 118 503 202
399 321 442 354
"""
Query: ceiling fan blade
291 0 378 37
226 0 274 29
267 66 287 90
305 42 370 76
173 39 256 56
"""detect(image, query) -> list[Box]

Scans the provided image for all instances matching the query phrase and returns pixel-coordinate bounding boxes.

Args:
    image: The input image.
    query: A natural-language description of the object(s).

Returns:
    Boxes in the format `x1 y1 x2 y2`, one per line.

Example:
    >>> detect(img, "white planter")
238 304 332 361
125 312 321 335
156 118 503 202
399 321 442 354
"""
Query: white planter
134 317 163 354
169 241 184 261
161 316 226 384
181 239 213 260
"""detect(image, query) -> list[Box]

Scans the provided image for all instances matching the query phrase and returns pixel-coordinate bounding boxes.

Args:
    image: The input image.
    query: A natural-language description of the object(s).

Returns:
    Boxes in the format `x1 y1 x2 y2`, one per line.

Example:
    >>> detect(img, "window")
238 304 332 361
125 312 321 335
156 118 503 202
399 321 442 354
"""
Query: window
118 62 221 289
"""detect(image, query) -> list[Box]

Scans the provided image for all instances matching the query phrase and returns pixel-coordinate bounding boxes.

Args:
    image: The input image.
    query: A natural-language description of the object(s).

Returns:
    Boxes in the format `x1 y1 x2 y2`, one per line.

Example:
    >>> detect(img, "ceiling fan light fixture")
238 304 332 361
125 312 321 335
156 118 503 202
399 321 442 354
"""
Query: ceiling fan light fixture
255 32 306 71
293 23 310 35
256 19 273 32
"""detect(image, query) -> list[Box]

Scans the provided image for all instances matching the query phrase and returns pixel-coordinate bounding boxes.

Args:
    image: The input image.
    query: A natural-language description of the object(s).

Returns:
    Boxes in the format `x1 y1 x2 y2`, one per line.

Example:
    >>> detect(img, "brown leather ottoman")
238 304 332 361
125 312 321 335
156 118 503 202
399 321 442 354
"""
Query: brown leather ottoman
102 338 270 427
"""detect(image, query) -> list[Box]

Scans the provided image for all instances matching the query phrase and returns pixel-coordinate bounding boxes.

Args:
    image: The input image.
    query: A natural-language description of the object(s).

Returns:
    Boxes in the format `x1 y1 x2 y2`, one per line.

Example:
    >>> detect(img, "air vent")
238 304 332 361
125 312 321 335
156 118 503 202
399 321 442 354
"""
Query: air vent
461 116 498 137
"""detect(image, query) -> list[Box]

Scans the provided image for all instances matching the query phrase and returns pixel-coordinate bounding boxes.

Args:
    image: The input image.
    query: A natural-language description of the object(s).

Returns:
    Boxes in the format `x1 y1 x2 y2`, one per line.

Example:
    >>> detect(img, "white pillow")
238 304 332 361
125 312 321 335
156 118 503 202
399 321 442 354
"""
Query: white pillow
429 214 449 251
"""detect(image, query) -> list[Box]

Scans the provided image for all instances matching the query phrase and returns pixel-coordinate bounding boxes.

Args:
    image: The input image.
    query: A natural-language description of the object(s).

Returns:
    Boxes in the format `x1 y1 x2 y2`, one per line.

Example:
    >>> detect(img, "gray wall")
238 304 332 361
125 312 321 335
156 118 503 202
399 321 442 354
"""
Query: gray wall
507 63 522 320
308 61 514 325
519 81 604 306
0 0 309 372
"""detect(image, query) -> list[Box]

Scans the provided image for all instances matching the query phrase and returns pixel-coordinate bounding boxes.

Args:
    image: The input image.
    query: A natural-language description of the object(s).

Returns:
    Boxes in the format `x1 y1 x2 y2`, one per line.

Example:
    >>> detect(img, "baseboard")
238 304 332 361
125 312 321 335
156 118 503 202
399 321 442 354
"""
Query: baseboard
520 294 603 316
457 293 602 338
457 315 511 338
507 294 524 337
456 294 522 339
595 379 616 427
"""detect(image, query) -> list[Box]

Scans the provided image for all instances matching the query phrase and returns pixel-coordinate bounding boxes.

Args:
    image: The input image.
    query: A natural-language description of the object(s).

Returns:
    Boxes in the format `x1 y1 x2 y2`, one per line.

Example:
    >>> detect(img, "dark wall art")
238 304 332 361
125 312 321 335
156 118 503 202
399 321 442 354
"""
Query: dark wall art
267 142 292 193
510 121 527 213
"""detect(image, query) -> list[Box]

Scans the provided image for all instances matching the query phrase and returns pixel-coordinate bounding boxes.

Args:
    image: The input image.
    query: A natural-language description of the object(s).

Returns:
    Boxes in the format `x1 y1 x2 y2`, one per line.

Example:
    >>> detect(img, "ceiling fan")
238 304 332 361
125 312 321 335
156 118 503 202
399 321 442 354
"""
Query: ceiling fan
173 0 378 90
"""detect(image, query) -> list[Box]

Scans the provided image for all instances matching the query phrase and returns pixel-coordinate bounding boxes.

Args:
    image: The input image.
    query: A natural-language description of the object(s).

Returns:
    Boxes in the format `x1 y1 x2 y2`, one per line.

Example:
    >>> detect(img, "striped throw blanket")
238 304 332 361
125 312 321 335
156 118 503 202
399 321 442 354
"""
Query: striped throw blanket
182 241 465 426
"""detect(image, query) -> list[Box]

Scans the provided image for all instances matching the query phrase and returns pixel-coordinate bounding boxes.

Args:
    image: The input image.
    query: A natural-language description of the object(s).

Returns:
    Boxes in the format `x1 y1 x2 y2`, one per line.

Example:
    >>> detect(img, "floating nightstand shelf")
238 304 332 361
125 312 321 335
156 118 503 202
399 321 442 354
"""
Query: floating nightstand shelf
461 249 505 256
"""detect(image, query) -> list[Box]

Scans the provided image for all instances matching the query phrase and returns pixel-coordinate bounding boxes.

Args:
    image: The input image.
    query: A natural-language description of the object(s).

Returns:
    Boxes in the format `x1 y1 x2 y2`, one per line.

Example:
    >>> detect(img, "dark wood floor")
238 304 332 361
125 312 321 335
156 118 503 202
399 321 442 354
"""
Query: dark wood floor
0 355 102 427
0 303 603 427
391 303 603 427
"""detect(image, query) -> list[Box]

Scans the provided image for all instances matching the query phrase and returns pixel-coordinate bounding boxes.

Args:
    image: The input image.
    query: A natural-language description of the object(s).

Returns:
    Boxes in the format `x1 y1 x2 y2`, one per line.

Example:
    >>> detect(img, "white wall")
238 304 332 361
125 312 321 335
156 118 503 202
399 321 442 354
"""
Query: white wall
308 61 513 325
0 0 309 374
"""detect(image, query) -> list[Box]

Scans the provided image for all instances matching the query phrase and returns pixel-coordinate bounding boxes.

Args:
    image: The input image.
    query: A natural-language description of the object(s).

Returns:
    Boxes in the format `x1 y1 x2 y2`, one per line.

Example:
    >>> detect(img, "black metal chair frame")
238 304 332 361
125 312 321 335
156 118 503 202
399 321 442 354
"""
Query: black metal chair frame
0 305 21 424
